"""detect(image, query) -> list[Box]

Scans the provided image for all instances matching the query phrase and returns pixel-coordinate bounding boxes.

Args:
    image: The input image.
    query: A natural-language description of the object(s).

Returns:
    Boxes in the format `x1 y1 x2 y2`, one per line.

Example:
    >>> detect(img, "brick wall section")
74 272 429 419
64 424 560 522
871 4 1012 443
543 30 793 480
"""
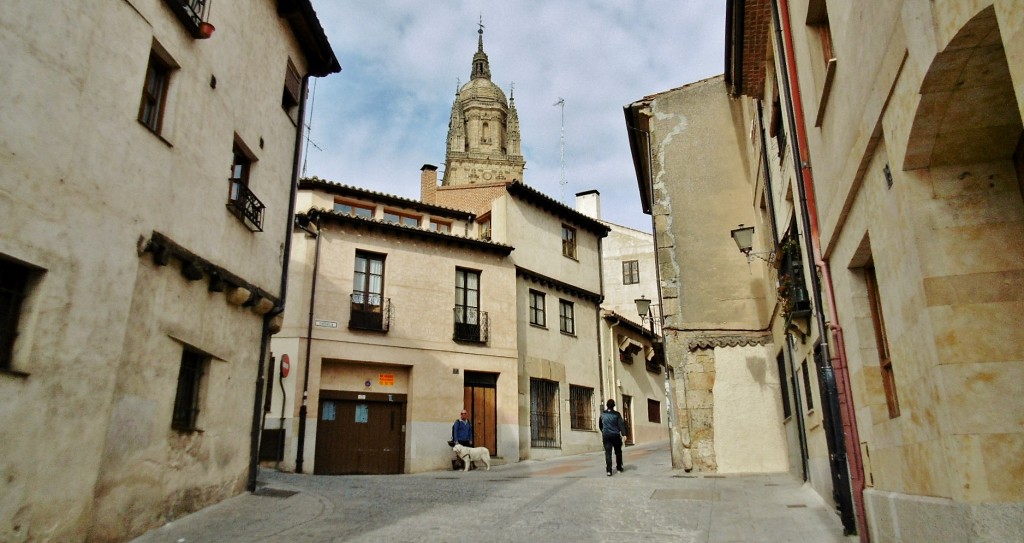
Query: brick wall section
420 164 438 205
434 183 510 217
741 0 770 97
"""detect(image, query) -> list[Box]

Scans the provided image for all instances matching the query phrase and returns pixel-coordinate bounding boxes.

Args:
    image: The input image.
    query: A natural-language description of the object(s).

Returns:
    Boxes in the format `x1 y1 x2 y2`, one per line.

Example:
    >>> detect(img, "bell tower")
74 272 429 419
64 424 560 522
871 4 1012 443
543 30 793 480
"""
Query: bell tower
441 22 525 188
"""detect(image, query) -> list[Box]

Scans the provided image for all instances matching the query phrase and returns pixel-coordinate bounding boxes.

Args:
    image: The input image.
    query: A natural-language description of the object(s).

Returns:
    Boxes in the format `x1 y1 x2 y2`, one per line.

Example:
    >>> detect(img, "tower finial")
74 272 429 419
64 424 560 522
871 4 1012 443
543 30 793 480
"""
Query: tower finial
510 81 515 100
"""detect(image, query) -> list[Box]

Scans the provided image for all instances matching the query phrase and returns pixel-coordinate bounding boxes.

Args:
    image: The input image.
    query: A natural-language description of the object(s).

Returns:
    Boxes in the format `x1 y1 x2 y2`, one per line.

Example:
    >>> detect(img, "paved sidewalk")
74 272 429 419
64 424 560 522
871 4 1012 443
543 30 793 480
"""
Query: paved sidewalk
132 441 856 543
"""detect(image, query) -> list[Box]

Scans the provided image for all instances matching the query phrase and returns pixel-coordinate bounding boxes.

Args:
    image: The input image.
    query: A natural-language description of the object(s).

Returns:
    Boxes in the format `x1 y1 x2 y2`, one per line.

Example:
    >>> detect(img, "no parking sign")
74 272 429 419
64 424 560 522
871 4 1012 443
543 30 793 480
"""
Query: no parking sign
280 354 290 378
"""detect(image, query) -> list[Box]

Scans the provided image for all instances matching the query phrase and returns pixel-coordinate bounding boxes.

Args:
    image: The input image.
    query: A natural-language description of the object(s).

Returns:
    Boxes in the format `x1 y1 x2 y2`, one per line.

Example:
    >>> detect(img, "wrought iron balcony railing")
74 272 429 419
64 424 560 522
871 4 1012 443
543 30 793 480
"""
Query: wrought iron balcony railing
162 0 212 38
453 306 488 344
227 180 265 232
349 293 391 332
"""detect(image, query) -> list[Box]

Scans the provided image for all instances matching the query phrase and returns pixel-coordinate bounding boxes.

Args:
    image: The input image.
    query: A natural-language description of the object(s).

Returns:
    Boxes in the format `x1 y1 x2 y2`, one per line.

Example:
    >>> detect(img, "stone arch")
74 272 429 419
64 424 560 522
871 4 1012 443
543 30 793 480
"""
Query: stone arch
903 6 1022 171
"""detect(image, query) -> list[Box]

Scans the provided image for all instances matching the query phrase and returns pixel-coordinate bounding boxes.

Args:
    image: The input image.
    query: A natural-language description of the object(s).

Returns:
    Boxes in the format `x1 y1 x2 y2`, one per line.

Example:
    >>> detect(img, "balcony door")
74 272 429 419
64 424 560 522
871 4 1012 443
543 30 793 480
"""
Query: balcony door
351 251 384 330
454 268 480 341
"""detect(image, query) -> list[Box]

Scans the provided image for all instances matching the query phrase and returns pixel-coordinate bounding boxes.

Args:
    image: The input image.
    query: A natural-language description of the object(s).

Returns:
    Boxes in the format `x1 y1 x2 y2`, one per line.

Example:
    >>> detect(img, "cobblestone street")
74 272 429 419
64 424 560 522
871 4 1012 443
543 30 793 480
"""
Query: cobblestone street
132 442 855 543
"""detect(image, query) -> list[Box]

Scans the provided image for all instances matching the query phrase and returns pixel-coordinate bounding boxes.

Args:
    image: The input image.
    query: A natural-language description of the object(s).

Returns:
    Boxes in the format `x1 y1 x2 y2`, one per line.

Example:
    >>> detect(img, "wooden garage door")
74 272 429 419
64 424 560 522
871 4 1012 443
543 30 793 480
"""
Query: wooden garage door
314 391 406 475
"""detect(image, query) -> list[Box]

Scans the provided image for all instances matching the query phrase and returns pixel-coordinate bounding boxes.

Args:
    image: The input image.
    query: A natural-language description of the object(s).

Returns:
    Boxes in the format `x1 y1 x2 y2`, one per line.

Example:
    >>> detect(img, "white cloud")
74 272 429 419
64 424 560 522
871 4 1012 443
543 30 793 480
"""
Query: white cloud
305 1 725 231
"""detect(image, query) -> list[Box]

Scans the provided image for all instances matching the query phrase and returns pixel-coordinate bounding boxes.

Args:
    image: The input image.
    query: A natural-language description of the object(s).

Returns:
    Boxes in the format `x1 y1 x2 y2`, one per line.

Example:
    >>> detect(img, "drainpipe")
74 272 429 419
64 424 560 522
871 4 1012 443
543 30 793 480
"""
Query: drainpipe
771 0 867 539
785 333 810 481
294 211 321 474
247 73 311 492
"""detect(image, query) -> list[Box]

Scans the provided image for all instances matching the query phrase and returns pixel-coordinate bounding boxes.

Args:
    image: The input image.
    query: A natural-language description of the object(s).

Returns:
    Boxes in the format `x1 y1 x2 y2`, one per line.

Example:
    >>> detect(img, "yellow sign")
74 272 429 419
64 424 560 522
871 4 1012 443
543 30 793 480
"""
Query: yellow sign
379 373 395 386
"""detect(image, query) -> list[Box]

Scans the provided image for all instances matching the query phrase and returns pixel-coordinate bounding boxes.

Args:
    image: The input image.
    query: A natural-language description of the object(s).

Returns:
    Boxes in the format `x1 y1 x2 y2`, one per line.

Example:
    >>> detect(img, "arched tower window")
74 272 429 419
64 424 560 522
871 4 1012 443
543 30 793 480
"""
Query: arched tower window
481 122 490 144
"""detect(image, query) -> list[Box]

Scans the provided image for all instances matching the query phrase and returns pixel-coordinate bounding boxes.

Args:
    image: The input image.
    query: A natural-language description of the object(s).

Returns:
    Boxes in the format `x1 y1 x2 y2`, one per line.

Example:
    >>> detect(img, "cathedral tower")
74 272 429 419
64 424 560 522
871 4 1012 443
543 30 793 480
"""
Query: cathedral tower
441 24 525 188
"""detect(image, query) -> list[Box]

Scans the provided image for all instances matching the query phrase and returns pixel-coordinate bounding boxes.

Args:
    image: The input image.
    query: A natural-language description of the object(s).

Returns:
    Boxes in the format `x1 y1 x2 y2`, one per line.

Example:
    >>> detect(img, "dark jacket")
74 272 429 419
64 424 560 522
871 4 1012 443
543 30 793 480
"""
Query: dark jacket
599 409 625 437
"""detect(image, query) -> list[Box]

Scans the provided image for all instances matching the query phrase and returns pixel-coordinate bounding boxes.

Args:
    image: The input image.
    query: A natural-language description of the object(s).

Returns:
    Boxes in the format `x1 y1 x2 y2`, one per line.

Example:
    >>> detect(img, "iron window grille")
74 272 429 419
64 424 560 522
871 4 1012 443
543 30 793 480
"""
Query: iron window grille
349 293 391 332
453 307 488 343
227 180 265 232
162 0 211 38
569 385 594 430
530 378 560 448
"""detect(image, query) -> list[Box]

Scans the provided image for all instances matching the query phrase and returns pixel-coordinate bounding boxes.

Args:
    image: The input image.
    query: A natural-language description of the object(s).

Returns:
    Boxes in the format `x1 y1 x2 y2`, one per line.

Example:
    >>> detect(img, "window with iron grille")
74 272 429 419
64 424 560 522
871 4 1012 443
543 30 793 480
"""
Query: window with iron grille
351 251 386 330
622 260 639 285
454 268 483 342
559 299 575 335
530 378 560 447
569 385 594 430
172 348 207 431
529 290 546 327
647 399 661 423
561 225 577 259
1 257 37 371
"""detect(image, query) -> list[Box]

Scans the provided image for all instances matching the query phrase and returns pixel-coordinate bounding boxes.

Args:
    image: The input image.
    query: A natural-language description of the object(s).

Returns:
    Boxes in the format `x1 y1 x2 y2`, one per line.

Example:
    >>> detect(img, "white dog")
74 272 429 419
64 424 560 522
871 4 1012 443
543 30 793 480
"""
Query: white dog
452 443 491 471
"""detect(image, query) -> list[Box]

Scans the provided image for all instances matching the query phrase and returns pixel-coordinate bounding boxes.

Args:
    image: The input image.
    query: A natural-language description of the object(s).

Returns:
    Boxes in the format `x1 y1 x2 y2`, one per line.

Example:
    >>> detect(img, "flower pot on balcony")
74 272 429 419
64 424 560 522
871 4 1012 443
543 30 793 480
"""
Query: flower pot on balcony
198 21 215 39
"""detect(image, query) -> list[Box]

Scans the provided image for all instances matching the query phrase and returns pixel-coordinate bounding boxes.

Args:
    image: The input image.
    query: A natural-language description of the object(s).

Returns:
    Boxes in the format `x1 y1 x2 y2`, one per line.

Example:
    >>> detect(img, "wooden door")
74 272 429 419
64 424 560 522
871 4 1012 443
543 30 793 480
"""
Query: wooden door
314 395 406 475
463 371 498 455
622 395 634 445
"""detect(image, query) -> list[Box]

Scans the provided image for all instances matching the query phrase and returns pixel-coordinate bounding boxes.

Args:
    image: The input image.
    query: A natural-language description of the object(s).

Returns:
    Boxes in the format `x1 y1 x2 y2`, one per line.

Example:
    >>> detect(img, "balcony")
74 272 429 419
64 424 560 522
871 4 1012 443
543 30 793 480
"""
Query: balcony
162 0 214 39
349 294 391 332
227 180 265 232
453 306 488 344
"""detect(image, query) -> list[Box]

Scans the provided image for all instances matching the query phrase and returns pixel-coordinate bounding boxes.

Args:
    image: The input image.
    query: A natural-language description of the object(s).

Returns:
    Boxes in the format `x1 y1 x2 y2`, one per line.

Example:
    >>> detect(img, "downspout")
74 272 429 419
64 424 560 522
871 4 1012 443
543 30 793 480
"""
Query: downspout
606 317 618 411
786 332 810 480
294 211 321 474
596 237 606 408
247 73 311 492
771 1 867 538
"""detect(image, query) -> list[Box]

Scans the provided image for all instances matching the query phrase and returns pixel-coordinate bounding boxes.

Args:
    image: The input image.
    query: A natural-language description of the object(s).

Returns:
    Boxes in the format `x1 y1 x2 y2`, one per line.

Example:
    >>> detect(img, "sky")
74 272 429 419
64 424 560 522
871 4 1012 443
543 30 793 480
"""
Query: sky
304 1 726 233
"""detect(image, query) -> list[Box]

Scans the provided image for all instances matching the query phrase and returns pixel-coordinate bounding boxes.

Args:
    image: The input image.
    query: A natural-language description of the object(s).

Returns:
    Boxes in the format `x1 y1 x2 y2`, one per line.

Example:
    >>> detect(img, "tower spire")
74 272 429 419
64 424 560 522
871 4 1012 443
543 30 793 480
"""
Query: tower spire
471 16 491 80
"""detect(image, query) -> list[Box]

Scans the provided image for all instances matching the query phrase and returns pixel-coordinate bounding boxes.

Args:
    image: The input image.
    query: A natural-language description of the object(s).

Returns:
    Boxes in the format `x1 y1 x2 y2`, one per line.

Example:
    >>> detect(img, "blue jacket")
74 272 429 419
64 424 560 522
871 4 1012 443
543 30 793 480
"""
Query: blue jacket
599 409 625 437
452 419 473 444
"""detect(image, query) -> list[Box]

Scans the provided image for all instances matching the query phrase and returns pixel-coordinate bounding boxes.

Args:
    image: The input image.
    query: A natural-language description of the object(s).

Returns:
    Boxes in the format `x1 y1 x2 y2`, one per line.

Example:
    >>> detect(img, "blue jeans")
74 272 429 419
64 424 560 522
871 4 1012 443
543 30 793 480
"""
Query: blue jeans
603 434 623 472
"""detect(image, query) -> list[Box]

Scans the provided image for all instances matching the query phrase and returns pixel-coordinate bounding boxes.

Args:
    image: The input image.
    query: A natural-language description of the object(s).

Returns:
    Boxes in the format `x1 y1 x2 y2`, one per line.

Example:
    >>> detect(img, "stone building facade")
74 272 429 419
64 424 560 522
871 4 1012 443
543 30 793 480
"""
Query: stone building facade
722 0 1024 540
0 1 338 541
624 77 791 475
266 180 519 475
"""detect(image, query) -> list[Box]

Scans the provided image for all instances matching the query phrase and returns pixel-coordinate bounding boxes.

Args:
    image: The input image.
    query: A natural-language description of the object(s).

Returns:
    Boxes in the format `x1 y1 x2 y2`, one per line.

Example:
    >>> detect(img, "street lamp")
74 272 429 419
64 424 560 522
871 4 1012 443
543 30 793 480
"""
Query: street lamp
634 295 655 337
730 224 774 263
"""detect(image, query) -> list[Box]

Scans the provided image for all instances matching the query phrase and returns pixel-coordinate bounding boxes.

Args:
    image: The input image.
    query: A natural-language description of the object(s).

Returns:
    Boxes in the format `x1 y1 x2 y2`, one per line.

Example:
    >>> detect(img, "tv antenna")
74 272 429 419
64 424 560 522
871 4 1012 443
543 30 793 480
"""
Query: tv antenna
301 78 324 177
553 97 566 202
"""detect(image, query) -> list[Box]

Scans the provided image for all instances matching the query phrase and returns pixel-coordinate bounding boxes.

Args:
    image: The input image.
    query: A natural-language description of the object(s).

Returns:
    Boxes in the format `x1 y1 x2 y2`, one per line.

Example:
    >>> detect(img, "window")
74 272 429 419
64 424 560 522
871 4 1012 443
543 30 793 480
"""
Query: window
334 200 374 219
561 225 577 259
138 51 172 134
801 360 814 411
227 140 264 231
806 0 835 66
622 260 639 285
647 399 661 424
529 290 546 327
569 385 594 430
282 59 301 117
530 378 560 447
384 210 420 228
479 220 491 240
866 265 899 418
351 252 385 330
559 299 575 335
1 257 37 371
777 351 792 419
454 268 485 343
172 348 207 431
430 219 451 234
770 95 787 159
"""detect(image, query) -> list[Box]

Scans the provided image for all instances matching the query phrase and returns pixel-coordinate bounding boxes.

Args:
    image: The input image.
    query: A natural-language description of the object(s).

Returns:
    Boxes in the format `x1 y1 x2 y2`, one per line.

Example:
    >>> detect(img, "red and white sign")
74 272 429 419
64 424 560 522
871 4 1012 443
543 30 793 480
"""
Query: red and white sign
280 354 291 378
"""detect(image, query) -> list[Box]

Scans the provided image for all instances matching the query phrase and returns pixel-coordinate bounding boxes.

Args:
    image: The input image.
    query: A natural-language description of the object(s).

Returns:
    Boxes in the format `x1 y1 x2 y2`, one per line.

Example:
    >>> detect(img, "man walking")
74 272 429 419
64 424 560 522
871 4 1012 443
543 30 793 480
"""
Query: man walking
599 399 626 476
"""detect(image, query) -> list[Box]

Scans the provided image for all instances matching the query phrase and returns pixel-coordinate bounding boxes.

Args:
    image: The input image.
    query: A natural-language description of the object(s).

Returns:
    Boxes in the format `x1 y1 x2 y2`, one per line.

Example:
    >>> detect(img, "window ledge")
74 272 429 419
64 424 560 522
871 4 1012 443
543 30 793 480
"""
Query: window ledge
530 323 548 330
1 368 30 379
138 120 174 147
814 58 837 127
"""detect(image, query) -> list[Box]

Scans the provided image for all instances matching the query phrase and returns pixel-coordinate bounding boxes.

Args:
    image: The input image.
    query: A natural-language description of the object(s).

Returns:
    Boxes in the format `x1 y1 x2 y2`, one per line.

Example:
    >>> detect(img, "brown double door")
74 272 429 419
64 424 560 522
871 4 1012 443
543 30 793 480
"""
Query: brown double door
314 391 406 475
463 371 497 455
